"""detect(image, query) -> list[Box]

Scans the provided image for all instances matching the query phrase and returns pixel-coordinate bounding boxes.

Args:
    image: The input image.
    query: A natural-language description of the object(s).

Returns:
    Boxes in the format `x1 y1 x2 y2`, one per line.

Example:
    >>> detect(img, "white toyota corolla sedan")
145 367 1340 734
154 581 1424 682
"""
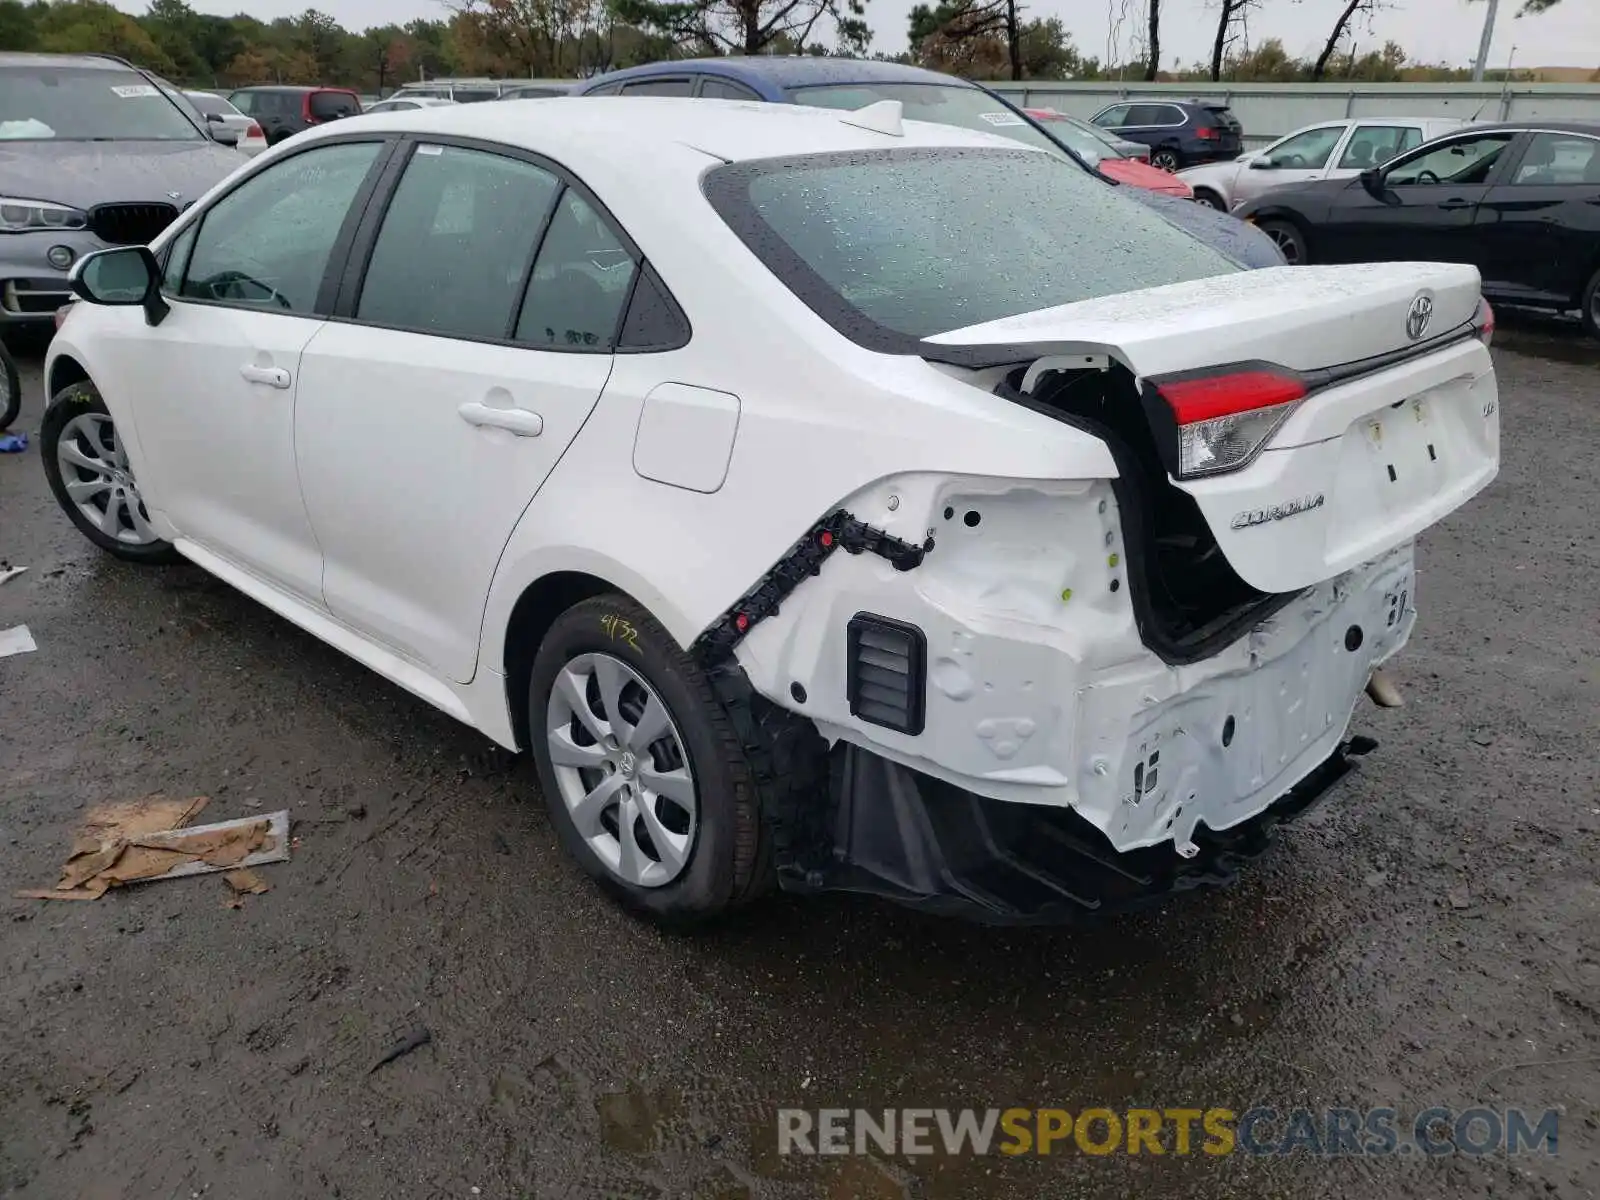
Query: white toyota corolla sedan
42 98 1500 924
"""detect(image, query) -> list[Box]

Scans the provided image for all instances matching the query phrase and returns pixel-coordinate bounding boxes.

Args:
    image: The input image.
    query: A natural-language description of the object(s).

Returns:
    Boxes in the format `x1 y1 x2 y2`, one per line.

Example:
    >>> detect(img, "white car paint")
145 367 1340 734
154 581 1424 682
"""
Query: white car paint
1179 117 1470 211
47 98 1498 871
360 96 459 115
183 90 268 158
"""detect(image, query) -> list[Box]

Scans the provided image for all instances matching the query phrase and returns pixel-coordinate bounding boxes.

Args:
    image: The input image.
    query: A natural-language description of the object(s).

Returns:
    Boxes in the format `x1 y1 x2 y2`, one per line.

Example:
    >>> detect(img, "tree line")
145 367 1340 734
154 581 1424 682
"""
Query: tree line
0 0 1580 95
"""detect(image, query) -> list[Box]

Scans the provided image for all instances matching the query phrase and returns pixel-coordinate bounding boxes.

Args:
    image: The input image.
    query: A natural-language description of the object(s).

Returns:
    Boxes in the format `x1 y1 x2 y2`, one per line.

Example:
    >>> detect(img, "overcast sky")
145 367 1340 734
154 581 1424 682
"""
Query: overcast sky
110 0 1600 69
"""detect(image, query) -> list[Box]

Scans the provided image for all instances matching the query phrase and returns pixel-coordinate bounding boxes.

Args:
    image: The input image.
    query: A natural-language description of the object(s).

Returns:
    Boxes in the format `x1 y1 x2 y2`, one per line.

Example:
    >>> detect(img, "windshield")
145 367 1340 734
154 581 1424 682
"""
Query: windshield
786 83 1071 159
0 66 203 141
1031 115 1114 165
705 146 1236 349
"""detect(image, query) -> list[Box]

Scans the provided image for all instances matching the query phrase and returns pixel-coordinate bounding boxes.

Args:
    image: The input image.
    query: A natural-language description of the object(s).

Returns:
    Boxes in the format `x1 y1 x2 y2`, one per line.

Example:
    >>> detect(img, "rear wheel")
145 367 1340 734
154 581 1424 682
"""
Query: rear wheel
1151 145 1183 172
527 594 774 923
1192 188 1226 211
1581 265 1600 340
41 381 180 564
1257 219 1308 266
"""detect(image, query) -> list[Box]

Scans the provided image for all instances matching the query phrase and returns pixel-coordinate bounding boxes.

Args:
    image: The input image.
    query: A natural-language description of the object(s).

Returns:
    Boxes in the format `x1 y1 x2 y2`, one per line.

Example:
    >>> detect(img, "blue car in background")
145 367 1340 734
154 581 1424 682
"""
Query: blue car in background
572 57 1284 269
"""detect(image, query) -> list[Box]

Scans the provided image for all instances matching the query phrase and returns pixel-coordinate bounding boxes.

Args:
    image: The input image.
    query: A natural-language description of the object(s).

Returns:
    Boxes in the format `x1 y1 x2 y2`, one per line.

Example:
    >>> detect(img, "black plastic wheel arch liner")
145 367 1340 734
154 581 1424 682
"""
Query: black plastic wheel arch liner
778 740 1368 925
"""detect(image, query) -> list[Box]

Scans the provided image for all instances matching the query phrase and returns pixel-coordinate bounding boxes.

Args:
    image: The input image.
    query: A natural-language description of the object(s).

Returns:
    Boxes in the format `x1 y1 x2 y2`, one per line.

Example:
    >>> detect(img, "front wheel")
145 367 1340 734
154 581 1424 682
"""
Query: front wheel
41 381 181 563
1151 146 1182 172
1581 265 1600 341
1192 188 1226 211
1256 219 1309 266
527 594 774 923
0 342 19 431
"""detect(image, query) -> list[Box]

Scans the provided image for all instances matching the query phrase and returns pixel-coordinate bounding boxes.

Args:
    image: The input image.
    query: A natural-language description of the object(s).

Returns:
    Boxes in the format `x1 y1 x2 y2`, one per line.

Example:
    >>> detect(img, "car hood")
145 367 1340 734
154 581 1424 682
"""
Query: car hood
0 140 243 210
1177 157 1246 188
1101 158 1192 197
1127 188 1286 269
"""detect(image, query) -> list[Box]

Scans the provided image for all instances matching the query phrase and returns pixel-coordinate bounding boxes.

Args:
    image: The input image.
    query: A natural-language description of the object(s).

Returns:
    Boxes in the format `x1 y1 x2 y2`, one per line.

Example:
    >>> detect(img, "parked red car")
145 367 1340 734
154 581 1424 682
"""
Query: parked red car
1025 108 1195 199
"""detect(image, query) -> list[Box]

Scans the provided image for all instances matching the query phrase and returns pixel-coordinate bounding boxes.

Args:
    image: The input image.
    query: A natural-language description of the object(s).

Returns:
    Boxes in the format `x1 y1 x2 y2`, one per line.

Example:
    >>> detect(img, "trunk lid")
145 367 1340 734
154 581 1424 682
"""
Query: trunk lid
925 263 1499 596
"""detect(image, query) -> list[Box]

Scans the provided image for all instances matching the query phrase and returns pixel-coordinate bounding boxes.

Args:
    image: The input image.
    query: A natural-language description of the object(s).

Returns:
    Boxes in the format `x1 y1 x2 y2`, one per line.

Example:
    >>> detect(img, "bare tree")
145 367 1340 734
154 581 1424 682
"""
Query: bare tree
1313 0 1383 81
1144 0 1160 79
1209 0 1258 80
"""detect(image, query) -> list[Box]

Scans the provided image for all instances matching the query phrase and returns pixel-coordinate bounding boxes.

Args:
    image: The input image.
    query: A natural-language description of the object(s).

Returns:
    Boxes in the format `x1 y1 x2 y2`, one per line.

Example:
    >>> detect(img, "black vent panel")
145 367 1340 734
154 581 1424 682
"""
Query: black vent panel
88 203 179 246
846 614 926 735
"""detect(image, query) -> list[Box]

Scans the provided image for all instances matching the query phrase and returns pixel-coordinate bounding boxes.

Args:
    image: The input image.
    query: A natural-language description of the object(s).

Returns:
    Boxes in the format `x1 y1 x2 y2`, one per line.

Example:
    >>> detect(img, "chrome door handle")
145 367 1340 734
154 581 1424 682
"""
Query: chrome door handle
239 364 291 389
458 402 543 437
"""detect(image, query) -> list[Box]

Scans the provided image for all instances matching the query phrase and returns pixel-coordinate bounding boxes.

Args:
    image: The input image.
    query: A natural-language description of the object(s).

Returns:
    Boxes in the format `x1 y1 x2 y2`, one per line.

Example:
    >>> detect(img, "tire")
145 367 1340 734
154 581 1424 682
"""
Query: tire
1257 219 1309 266
40 380 181 564
0 341 19 431
1151 146 1183 172
1581 265 1600 341
527 593 774 924
1192 188 1226 211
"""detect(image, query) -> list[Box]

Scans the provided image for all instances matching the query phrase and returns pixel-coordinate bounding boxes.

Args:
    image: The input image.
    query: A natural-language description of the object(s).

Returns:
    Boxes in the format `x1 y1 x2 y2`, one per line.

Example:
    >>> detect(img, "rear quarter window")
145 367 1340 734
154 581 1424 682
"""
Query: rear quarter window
704 146 1236 352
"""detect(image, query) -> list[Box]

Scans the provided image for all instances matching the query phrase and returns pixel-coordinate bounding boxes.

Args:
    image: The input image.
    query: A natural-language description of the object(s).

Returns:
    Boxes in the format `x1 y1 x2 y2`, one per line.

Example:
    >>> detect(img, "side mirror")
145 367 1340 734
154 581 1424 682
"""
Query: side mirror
1359 168 1383 197
69 246 169 327
209 123 239 146
1248 157 1274 170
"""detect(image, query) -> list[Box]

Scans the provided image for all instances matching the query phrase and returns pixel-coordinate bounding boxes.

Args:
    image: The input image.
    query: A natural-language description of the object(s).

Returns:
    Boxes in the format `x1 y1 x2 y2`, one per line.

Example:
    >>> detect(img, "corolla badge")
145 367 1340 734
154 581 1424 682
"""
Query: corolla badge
1406 292 1434 341
167 191 182 201
1231 493 1325 530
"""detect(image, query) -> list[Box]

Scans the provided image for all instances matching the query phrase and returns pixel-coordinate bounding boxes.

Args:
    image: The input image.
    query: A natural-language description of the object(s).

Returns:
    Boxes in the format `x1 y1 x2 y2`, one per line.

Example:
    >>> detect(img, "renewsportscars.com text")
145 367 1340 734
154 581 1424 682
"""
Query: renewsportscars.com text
777 1107 1559 1158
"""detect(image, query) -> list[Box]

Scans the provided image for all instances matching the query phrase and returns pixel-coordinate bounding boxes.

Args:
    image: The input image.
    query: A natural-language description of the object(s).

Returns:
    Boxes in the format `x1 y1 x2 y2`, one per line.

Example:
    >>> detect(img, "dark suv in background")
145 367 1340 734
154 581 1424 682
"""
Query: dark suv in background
226 85 361 145
1090 99 1244 171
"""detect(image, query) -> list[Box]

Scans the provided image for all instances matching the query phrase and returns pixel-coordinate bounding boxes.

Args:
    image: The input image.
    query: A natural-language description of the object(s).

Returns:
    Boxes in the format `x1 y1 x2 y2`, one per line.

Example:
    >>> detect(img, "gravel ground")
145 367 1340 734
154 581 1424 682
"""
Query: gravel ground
0 320 1595 1200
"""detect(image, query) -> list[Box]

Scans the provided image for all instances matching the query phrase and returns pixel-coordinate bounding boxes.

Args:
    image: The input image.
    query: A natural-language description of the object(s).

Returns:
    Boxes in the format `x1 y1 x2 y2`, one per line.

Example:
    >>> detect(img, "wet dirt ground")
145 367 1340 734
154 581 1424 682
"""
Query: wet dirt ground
0 320 1596 1200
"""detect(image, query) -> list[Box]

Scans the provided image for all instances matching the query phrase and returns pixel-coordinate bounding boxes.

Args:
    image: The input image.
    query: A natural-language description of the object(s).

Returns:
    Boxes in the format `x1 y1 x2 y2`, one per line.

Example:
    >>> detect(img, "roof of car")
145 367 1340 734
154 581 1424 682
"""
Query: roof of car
231 84 356 93
0 51 141 70
1459 119 1600 135
327 94 1032 164
585 56 976 91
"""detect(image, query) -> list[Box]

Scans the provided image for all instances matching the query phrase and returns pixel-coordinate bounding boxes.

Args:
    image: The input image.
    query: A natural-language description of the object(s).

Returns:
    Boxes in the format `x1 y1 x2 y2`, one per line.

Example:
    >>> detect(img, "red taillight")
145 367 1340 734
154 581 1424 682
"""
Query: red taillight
1195 126 1217 140
1475 298 1495 346
1157 370 1307 424
1155 368 1309 478
245 121 263 139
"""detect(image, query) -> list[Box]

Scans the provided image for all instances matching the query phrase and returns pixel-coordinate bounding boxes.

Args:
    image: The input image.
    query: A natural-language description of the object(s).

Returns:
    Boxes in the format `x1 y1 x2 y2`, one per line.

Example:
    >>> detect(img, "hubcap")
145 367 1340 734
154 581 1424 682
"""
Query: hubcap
1265 226 1302 265
546 652 697 888
55 412 160 546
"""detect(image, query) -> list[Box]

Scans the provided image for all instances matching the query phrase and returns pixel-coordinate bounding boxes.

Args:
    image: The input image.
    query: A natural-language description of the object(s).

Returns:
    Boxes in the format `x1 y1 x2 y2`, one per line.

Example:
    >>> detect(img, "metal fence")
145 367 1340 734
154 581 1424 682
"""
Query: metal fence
979 81 1600 146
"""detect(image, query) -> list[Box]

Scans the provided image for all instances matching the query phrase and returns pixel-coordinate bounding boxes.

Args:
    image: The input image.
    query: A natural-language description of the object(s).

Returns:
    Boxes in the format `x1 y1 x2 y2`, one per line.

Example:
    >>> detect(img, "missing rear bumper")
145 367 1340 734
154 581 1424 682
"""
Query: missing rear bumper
778 741 1364 924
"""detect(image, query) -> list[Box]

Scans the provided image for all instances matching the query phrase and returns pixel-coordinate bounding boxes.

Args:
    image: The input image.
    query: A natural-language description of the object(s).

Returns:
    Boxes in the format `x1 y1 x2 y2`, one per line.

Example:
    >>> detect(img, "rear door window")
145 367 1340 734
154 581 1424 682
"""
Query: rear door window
357 144 561 340
1509 133 1600 185
515 189 637 350
699 77 760 100
621 78 694 97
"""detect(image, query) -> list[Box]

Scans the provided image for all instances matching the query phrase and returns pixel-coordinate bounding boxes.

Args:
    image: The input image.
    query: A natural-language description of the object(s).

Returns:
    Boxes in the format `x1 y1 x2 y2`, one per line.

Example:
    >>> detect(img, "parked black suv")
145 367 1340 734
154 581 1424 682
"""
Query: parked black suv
225 85 361 146
1090 98 1244 171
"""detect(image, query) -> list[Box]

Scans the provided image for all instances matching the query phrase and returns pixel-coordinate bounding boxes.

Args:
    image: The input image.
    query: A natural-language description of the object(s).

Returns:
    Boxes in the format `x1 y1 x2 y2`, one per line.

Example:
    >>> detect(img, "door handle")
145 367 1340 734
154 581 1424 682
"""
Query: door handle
239 364 291 389
1438 198 1475 210
458 402 543 437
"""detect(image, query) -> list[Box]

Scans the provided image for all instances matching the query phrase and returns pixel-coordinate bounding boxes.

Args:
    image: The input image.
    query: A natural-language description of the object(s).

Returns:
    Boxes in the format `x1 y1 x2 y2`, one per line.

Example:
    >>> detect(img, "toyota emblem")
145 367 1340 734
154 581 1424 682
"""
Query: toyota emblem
1406 293 1434 342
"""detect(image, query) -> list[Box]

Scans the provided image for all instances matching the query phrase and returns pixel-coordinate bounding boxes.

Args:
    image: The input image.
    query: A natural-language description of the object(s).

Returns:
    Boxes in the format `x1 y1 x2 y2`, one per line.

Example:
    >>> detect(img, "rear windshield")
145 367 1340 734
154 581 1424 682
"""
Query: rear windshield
0 66 202 141
704 146 1236 350
184 91 235 117
309 91 360 119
